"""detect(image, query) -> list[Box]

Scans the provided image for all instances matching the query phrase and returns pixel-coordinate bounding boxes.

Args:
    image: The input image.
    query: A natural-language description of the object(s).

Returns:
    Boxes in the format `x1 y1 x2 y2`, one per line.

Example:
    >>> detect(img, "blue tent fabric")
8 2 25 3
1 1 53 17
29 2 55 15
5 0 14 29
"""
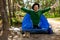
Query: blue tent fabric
22 13 53 34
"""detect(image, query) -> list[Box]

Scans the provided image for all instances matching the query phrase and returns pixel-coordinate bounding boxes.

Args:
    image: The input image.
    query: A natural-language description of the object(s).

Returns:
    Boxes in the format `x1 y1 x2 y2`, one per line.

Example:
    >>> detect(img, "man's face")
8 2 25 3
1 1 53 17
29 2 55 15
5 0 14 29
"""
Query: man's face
34 5 39 12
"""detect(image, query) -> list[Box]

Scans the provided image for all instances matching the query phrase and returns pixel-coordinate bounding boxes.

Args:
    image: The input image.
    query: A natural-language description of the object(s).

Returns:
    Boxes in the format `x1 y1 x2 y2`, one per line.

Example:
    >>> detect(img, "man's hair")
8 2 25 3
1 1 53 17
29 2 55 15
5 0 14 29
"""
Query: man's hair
32 2 40 10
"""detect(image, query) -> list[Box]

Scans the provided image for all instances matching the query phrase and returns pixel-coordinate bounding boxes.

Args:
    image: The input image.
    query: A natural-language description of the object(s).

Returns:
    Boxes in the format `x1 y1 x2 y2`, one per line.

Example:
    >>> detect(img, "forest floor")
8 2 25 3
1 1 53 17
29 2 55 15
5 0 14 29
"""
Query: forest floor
0 18 60 40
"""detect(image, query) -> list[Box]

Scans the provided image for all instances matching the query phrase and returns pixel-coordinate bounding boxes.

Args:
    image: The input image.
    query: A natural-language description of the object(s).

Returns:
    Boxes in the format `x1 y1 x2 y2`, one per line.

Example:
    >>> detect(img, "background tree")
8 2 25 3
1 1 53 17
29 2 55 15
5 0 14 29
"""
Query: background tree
8 0 12 25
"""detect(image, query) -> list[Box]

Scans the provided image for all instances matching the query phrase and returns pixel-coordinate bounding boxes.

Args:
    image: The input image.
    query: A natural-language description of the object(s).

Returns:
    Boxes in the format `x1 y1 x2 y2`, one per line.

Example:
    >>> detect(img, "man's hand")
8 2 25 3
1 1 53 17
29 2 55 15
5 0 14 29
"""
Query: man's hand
50 2 59 9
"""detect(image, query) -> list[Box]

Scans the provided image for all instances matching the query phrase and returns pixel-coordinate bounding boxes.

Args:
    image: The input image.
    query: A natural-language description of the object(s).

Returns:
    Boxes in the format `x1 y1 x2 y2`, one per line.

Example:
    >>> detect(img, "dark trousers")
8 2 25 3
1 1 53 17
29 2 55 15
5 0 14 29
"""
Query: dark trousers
33 25 39 29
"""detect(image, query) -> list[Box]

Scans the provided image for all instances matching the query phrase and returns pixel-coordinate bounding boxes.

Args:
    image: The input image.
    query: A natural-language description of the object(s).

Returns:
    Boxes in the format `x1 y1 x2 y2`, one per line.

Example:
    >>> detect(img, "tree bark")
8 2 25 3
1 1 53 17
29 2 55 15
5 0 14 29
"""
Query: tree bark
0 0 10 40
8 0 12 26
13 0 16 17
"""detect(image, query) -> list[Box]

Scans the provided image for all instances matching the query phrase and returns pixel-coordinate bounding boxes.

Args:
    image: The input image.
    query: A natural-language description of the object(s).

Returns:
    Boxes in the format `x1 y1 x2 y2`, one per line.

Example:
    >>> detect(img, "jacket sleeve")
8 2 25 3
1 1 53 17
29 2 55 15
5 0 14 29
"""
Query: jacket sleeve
41 7 51 13
21 7 32 13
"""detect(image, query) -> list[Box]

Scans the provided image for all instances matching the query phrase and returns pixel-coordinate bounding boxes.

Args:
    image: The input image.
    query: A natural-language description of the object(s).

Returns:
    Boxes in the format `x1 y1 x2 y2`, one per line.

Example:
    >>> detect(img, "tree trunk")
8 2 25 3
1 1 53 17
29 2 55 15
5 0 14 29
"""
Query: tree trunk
0 0 10 40
59 0 60 15
12 0 15 17
8 0 12 26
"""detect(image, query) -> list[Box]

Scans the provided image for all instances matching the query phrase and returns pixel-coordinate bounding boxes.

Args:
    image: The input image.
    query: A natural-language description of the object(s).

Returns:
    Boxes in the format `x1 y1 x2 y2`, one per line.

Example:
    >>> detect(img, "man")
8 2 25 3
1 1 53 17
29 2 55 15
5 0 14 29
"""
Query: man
17 2 58 37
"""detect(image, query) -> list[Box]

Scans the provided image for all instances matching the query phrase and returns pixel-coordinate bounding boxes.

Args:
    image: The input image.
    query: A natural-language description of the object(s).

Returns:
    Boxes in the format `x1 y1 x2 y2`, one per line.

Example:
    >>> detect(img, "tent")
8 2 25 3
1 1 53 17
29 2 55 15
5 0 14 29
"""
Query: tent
22 13 53 34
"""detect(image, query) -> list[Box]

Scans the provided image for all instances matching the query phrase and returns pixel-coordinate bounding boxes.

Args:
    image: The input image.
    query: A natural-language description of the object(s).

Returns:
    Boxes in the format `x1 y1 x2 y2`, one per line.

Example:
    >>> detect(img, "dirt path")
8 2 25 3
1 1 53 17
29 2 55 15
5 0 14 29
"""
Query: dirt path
47 18 60 35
